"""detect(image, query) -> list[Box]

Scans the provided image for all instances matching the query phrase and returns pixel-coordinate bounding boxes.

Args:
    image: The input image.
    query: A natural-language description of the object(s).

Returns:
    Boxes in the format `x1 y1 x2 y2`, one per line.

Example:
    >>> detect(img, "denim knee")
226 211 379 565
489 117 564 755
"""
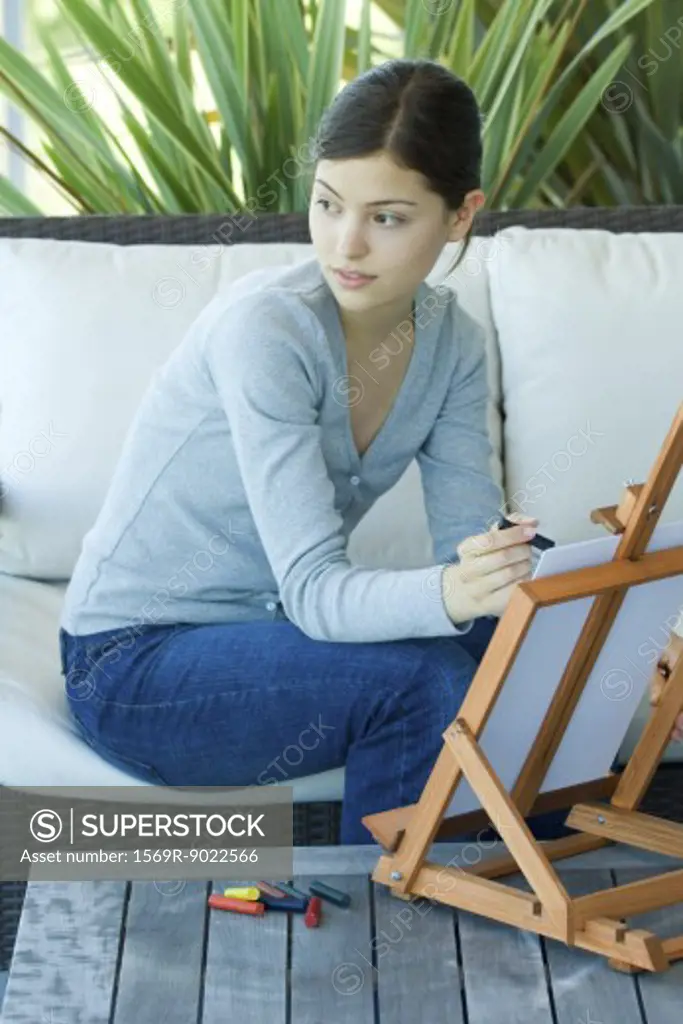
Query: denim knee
390 644 480 726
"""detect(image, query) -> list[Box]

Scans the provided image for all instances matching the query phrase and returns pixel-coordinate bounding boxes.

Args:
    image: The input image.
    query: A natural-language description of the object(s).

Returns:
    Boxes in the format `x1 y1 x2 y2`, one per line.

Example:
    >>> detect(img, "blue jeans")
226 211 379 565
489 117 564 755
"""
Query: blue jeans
59 616 573 845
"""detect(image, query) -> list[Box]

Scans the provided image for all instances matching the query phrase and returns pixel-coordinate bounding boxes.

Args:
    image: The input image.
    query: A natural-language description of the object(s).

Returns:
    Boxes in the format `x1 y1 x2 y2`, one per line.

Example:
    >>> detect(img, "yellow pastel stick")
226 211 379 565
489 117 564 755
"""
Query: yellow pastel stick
222 886 261 901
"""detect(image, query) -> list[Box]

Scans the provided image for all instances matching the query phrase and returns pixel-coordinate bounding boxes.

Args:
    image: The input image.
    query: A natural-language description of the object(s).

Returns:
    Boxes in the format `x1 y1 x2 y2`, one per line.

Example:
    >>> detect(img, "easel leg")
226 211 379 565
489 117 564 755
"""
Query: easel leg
608 957 640 974
608 931 669 974
378 586 538 894
444 719 574 943
612 636 683 811
382 743 465 893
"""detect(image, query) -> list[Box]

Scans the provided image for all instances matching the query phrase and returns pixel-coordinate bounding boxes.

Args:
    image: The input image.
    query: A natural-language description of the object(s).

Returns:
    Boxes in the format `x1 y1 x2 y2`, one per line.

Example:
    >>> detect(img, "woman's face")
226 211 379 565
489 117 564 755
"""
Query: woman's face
309 150 483 317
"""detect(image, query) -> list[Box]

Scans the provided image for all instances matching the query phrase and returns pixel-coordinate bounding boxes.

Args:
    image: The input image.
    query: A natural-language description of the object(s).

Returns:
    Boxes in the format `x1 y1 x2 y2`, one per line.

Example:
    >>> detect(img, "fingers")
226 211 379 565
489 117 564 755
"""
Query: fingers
460 553 532 595
479 575 530 616
671 712 683 743
483 558 534 595
503 512 539 528
453 516 539 616
465 545 532 581
458 521 537 561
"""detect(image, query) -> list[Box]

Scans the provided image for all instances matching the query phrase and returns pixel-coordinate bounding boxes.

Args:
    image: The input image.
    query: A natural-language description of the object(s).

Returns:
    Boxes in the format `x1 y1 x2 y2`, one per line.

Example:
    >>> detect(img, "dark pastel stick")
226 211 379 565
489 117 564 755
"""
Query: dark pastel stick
260 893 308 913
308 880 351 907
275 881 309 900
498 516 555 551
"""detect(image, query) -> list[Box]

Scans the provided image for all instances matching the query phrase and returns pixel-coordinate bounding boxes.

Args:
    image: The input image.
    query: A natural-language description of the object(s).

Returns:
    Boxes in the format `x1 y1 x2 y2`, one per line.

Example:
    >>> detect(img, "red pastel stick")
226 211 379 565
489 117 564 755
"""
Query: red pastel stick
208 894 265 915
304 896 322 928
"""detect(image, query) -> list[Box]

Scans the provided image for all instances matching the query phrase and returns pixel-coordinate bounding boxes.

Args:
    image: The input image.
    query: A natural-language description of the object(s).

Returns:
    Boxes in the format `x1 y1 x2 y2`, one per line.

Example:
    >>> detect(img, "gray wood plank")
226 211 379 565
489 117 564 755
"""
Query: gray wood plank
111 880 206 1023
0 880 125 1024
4 849 683 1024
614 865 683 1023
373 880 465 1024
290 874 375 1024
458 870 555 1024
544 868 643 1024
201 877 287 1024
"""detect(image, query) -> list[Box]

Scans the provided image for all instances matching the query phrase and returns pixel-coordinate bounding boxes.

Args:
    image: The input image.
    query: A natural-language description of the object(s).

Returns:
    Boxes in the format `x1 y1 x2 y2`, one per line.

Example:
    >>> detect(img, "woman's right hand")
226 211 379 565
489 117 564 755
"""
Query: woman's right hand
441 514 539 624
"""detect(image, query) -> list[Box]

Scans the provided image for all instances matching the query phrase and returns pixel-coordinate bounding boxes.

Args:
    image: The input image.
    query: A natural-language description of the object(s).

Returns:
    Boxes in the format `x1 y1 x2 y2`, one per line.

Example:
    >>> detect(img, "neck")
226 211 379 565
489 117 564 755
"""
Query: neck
339 297 416 355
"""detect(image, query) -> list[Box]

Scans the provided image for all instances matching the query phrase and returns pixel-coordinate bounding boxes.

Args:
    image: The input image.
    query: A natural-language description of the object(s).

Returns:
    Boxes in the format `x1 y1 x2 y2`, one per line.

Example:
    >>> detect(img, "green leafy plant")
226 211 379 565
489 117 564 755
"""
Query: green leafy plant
552 0 683 204
0 0 662 215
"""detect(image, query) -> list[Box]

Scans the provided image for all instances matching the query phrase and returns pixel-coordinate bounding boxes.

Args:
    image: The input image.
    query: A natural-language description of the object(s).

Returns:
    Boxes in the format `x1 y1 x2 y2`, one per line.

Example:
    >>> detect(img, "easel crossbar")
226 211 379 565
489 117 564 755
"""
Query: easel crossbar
566 802 683 858
371 855 670 971
362 775 620 853
572 868 683 925
522 544 683 605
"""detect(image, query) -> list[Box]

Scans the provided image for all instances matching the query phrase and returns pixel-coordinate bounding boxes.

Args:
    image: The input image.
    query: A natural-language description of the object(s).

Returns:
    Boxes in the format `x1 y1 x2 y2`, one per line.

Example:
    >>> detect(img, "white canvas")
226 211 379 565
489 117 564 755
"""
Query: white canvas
446 520 683 817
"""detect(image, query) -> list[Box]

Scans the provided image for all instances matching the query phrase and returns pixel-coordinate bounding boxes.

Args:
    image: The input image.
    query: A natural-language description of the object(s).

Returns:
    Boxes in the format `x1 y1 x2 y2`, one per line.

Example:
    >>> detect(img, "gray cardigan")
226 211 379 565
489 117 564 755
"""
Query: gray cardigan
59 256 503 642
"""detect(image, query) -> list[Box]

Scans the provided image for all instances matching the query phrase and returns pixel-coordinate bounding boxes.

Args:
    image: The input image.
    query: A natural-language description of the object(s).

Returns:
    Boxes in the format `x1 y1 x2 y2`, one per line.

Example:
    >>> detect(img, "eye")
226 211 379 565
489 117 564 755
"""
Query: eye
374 211 405 227
314 198 405 226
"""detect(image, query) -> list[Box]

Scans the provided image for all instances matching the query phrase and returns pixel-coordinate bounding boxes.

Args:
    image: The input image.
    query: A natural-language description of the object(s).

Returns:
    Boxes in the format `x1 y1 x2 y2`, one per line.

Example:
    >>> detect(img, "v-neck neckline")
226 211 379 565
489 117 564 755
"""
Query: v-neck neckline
328 282 429 472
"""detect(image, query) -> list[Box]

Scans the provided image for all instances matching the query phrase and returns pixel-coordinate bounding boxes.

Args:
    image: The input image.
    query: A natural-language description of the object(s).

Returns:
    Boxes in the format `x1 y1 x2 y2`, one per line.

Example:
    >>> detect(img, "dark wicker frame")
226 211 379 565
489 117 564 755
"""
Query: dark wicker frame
3 206 683 243
1 207 683 974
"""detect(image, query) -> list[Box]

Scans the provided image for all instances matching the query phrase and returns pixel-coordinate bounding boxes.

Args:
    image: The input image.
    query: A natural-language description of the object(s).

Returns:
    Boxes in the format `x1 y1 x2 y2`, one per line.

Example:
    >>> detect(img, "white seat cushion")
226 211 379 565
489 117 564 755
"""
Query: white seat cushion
0 572 345 799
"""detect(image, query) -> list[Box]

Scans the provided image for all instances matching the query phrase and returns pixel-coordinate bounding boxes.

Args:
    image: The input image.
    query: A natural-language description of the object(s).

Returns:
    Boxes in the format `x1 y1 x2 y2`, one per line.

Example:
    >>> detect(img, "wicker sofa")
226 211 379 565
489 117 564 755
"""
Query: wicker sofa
1 206 683 974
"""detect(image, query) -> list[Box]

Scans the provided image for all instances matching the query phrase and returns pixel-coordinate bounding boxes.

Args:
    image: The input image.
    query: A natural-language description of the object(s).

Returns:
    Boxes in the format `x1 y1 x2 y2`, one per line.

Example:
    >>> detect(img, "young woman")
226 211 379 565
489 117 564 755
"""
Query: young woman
58 58 566 845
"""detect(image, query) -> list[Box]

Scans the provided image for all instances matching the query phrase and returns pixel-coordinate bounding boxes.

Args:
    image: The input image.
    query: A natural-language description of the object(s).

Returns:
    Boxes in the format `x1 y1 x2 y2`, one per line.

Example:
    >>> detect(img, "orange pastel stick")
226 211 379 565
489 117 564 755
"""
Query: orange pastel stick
208 894 265 915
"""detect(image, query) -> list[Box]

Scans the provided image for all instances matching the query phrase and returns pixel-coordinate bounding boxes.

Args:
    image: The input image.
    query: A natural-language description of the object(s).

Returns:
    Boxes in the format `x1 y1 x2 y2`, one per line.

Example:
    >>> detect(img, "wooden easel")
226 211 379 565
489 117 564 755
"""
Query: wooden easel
363 402 683 974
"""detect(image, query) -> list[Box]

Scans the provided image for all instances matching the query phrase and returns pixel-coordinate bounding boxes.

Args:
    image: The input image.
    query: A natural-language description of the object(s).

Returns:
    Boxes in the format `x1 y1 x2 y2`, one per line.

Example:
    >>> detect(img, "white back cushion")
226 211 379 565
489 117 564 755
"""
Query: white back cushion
0 239 222 577
0 238 501 579
489 227 683 542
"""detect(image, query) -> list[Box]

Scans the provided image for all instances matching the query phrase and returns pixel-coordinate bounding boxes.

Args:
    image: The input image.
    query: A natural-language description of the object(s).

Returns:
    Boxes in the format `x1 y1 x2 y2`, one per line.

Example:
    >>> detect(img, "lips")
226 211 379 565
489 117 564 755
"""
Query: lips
334 269 376 281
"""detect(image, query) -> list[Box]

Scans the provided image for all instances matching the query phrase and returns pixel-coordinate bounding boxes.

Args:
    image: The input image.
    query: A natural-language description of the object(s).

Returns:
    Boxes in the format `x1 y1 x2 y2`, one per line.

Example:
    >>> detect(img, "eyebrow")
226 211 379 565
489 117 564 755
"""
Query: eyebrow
314 177 418 207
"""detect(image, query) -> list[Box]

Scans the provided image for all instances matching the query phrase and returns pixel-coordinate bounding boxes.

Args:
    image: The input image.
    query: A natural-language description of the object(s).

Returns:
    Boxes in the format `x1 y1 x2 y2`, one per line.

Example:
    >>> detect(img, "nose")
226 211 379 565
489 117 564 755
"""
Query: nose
336 217 370 260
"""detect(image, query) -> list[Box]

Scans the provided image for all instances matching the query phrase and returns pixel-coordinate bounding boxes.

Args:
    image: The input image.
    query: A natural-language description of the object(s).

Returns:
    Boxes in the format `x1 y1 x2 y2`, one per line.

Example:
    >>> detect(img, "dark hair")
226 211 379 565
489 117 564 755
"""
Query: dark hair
311 58 483 277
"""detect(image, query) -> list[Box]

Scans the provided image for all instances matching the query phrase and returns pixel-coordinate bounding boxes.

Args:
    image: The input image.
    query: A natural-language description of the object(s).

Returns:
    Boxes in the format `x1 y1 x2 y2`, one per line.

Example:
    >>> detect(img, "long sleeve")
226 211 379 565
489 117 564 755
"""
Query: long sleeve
416 308 504 630
202 291 468 643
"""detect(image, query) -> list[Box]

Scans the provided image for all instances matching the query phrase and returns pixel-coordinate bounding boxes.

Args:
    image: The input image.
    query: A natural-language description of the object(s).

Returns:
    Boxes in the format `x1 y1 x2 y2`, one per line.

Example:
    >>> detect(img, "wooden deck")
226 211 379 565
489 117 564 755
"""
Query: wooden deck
1 844 683 1023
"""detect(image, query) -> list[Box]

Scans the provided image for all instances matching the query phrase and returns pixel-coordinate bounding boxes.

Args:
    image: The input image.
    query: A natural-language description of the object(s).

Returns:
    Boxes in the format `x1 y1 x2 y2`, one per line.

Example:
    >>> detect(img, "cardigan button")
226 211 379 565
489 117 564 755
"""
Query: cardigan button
350 475 360 486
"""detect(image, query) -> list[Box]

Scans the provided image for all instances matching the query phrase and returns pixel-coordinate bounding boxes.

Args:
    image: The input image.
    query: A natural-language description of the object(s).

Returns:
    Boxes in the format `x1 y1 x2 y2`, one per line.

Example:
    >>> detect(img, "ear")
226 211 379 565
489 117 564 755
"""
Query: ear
447 189 486 241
